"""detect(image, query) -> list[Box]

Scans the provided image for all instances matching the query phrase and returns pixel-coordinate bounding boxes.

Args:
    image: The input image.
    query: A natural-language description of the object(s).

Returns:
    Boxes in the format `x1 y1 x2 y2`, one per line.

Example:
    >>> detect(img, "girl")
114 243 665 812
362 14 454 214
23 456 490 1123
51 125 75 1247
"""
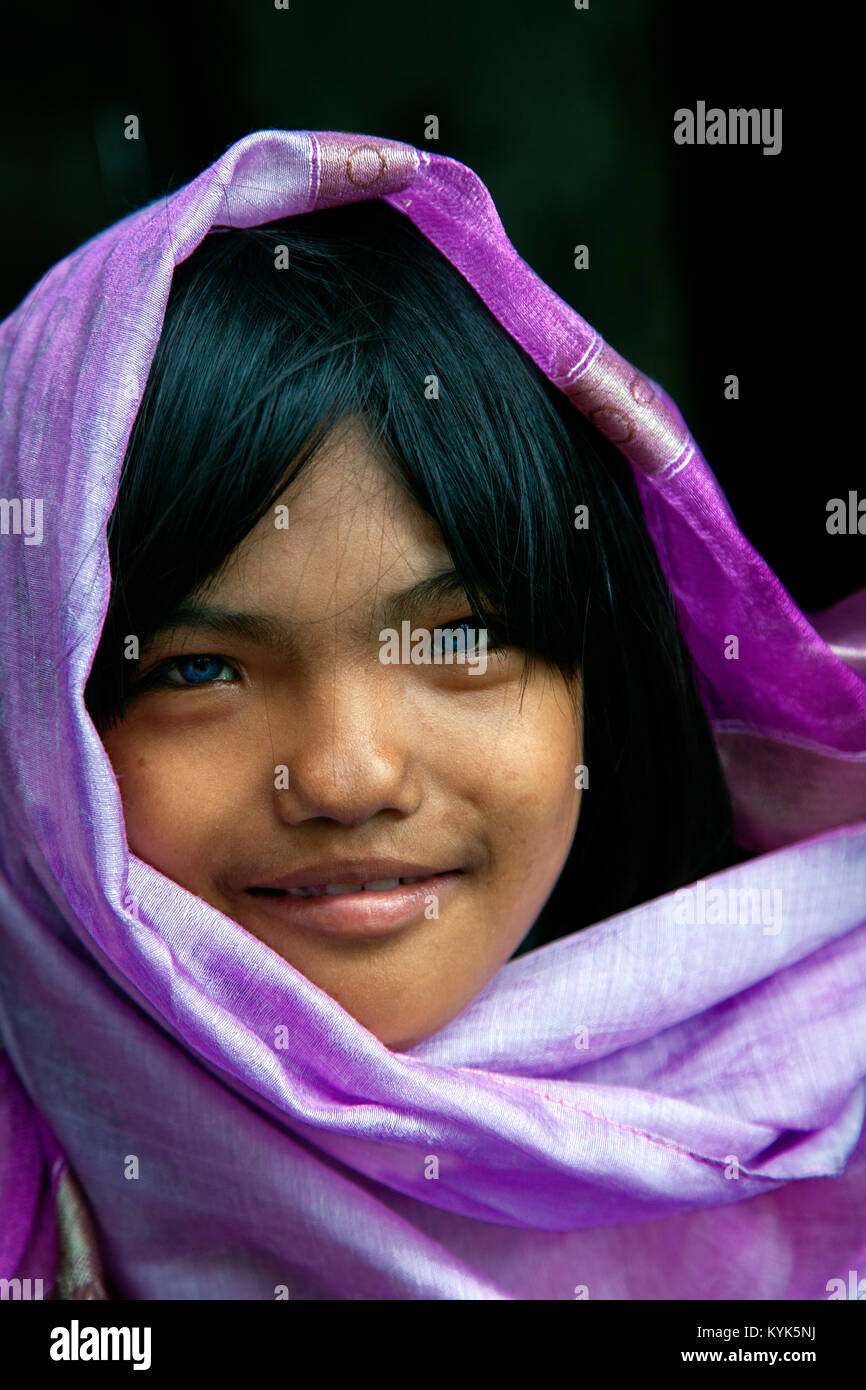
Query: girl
1 130 864 1300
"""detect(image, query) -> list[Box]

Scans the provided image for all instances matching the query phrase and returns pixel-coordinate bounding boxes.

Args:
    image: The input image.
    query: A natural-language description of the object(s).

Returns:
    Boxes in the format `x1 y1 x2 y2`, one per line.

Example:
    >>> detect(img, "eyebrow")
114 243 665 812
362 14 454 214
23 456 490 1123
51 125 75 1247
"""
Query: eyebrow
141 567 474 654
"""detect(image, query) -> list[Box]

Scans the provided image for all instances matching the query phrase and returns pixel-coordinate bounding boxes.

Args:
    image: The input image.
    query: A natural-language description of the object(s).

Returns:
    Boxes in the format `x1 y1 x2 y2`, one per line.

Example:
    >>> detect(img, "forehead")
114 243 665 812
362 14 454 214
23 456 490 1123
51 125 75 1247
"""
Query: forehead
206 416 452 620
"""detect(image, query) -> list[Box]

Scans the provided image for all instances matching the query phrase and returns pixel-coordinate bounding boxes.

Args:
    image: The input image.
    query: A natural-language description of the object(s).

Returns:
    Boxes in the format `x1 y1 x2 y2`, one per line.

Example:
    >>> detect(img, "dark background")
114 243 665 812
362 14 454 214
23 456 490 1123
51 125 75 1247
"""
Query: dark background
1 0 855 611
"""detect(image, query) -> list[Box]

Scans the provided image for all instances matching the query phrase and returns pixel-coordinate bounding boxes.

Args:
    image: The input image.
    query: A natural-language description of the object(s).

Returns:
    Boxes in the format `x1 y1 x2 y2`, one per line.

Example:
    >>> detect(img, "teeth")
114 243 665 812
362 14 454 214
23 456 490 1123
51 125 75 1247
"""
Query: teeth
284 876 429 898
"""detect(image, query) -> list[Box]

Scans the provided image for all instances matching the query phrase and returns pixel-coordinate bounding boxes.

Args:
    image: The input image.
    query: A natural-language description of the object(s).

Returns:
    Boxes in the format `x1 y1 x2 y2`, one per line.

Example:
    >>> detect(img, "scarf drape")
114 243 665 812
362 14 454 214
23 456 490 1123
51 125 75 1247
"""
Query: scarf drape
1 129 864 1300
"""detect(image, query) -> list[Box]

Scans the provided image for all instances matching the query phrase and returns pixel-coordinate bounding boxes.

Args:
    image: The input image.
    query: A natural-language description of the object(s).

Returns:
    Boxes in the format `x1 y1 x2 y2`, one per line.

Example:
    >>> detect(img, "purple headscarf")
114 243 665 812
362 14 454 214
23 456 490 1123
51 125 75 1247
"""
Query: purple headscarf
1 130 865 1300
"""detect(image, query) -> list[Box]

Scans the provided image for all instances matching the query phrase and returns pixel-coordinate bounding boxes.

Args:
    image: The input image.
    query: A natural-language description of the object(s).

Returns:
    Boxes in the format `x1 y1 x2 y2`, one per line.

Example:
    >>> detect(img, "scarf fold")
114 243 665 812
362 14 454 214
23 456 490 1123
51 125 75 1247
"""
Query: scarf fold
1 129 864 1300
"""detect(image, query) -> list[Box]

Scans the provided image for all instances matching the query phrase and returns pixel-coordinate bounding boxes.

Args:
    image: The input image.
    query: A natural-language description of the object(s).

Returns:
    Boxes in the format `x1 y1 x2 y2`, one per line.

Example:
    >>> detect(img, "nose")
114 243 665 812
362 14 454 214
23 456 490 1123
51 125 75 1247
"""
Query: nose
271 672 422 826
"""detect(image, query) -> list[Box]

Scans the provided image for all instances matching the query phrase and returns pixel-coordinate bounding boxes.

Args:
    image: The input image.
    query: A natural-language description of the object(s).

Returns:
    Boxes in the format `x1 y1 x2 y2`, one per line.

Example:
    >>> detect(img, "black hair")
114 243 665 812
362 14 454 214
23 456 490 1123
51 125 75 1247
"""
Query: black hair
84 198 746 947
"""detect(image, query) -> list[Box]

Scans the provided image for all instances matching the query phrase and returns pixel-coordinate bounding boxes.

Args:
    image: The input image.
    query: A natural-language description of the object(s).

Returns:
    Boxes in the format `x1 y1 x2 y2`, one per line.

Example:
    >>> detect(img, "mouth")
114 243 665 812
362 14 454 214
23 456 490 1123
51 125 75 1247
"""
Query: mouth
241 864 464 938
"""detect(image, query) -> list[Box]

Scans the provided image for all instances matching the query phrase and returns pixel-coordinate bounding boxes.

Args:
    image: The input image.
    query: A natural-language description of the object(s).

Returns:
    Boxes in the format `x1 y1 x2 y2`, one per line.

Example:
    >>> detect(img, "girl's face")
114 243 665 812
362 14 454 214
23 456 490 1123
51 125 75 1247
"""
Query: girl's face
101 417 584 1050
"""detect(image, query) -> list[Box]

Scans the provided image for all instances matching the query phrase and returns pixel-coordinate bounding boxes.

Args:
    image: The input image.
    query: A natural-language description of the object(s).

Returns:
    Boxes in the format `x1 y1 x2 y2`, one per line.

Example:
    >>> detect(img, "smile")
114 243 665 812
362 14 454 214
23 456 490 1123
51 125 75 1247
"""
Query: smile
243 871 462 938
252 875 430 898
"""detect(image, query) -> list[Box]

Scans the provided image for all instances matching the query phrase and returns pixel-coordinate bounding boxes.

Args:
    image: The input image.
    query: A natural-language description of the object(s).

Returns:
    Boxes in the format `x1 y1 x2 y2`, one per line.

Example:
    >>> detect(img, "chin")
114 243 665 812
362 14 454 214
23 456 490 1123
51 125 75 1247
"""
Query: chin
370 1020 437 1053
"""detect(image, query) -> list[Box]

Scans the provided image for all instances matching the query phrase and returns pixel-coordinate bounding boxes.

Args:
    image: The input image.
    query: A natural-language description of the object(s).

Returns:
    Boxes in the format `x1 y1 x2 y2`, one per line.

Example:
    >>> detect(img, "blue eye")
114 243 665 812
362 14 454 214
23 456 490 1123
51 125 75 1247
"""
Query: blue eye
433 619 495 656
156 656 238 688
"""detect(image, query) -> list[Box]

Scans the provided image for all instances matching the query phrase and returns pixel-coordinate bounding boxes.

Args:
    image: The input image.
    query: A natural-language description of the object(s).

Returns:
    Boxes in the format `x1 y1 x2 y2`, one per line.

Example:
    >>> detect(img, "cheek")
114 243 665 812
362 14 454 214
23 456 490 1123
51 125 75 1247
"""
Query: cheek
463 691 583 870
101 724 247 871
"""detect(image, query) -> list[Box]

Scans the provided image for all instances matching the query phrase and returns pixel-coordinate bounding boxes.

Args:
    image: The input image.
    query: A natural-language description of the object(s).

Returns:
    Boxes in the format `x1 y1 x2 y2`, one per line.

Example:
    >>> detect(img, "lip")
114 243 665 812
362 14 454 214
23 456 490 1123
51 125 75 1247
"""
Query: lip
241 870 463 938
240 872 464 939
245 859 459 892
